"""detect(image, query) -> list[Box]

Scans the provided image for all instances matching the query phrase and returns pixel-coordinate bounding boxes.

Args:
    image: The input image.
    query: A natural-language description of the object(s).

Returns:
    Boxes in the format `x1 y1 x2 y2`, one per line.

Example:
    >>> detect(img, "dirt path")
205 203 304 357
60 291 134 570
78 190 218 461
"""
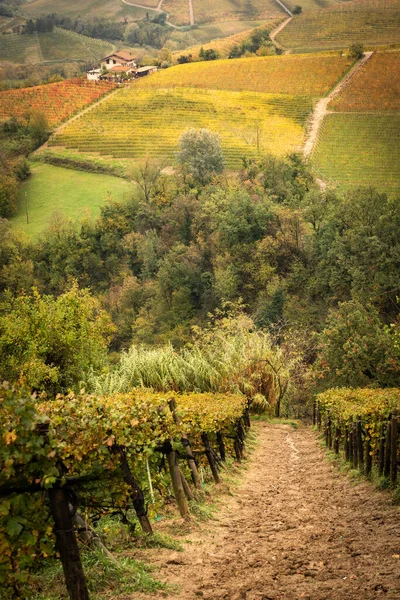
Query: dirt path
188 0 194 26
135 422 400 600
273 0 293 17
303 52 373 158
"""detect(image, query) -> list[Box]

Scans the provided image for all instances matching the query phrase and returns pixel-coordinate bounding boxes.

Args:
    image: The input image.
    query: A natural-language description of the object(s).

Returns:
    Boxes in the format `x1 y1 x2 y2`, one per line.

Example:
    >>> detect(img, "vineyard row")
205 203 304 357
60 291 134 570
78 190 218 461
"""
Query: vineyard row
0 387 249 597
315 388 400 483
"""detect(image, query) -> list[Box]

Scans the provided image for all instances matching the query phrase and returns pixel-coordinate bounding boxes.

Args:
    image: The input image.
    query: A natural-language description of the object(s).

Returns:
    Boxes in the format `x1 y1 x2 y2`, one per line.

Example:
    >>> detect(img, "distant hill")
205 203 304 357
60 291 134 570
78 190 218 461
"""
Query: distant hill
0 26 114 64
277 0 400 52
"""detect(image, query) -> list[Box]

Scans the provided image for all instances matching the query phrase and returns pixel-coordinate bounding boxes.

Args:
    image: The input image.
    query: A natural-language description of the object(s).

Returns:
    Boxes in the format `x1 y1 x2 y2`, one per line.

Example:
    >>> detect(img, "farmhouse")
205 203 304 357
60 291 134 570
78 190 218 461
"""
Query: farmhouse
136 65 158 77
87 68 101 81
100 51 137 71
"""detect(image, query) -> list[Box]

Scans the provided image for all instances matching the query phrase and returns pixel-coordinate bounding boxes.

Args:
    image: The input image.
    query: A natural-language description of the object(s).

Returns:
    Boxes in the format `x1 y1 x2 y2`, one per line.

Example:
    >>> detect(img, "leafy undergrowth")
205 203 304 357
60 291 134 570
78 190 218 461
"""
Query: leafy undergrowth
25 550 164 600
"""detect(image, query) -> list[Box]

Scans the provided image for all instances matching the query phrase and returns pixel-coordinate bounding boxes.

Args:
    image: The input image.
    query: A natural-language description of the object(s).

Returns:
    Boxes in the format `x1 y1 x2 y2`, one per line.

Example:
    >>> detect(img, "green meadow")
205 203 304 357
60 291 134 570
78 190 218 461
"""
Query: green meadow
12 163 133 237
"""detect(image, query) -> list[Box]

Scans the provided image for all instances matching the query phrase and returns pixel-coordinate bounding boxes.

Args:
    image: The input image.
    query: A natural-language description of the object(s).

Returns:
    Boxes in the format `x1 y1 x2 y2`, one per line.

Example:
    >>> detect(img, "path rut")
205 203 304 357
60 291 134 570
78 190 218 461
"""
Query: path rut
134 423 400 600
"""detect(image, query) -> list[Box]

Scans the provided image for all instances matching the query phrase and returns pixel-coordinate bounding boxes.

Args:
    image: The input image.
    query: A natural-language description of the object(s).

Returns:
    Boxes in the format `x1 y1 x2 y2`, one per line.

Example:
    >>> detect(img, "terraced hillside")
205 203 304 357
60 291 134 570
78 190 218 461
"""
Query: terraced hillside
312 51 400 193
46 54 352 167
0 27 113 64
49 88 310 167
276 1 400 52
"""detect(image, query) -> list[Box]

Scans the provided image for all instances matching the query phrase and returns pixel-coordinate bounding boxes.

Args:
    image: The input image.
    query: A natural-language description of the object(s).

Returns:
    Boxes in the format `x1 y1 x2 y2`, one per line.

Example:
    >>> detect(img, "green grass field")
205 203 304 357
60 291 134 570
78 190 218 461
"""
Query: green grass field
12 163 133 237
0 27 114 64
311 113 400 193
277 6 400 52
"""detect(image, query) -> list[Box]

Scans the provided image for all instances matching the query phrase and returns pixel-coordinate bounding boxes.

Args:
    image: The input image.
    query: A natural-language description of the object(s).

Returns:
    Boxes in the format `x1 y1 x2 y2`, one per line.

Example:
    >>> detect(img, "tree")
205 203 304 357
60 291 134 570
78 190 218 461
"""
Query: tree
349 43 364 59
0 285 114 395
293 5 302 14
177 128 225 185
128 156 166 203
316 301 398 388
203 48 219 61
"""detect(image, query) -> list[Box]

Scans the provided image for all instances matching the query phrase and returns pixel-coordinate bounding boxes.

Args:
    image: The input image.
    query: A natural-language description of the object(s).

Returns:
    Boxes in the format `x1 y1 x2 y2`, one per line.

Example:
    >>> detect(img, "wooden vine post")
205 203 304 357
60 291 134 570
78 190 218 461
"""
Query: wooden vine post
168 399 202 490
165 441 190 519
216 431 226 462
391 411 398 483
110 444 153 534
344 425 350 462
201 432 220 484
48 486 90 600
36 421 89 600
365 428 372 477
384 420 392 479
334 425 341 455
356 418 364 471
378 422 386 477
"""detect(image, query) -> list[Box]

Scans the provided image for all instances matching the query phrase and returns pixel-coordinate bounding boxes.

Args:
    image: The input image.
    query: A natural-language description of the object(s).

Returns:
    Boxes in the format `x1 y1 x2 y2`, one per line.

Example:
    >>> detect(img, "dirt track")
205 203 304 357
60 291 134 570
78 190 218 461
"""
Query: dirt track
135 423 400 599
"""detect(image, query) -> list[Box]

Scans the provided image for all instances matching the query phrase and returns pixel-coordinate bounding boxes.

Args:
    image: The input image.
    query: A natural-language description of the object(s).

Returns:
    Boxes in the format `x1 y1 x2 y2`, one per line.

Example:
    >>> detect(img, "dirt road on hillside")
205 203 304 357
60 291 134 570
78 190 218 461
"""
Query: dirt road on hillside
134 423 400 600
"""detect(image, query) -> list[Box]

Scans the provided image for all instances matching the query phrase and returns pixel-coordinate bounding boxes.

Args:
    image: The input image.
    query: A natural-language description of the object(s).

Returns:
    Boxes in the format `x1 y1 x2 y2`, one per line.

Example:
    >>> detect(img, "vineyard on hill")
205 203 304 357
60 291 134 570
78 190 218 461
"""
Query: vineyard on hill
0 79 117 127
312 51 400 193
0 27 114 64
276 4 400 52
49 87 310 166
136 54 352 97
330 52 400 112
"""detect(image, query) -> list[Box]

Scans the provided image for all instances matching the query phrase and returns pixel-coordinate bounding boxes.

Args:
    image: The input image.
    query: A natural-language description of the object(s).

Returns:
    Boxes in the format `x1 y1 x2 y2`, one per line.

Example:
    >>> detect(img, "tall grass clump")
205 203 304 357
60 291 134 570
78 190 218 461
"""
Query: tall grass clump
87 306 293 415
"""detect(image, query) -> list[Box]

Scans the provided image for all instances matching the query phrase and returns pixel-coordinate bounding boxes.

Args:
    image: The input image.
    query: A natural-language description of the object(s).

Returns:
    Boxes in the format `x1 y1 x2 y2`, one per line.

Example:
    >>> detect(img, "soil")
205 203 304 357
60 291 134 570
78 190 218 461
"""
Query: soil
133 422 400 600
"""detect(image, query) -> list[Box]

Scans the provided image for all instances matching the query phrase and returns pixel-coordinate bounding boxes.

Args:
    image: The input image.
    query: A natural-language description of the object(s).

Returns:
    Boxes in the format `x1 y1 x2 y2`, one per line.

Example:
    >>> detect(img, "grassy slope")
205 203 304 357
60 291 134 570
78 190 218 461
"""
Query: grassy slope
22 0 146 21
312 50 400 193
12 163 133 236
277 4 400 52
311 114 400 193
0 28 114 64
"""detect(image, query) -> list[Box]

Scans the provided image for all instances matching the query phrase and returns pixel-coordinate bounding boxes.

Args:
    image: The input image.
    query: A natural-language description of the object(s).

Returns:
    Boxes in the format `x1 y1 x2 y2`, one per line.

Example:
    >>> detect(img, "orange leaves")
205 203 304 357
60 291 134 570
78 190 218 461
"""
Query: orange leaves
0 78 117 127
3 430 17 445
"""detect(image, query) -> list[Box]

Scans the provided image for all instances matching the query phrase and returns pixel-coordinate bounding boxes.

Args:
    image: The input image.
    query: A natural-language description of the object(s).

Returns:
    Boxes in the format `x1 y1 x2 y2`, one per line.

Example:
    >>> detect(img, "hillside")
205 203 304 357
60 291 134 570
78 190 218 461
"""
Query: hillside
276 0 400 52
134 54 352 96
0 26 114 64
311 50 400 193
23 0 285 26
22 0 147 21
46 54 351 167
0 78 116 126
